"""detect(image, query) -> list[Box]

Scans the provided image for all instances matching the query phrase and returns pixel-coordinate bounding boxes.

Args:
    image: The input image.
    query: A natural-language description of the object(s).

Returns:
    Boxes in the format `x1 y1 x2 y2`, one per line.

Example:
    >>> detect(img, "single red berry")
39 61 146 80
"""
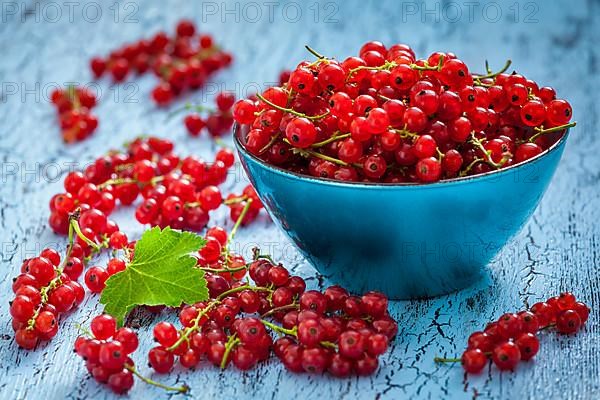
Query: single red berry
338 330 366 360
84 266 108 293
556 309 582 334
91 314 117 340
153 322 179 347
514 333 539 361
461 349 488 373
148 346 174 373
492 341 521 371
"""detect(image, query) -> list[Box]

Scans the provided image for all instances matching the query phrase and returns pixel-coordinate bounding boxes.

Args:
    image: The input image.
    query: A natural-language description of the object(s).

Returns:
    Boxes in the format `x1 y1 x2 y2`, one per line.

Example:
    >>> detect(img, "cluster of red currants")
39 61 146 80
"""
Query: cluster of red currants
147 255 397 377
74 314 139 394
89 19 232 106
11 208 137 350
50 86 99 143
48 137 252 237
438 292 589 373
182 91 236 137
10 246 86 349
232 42 575 183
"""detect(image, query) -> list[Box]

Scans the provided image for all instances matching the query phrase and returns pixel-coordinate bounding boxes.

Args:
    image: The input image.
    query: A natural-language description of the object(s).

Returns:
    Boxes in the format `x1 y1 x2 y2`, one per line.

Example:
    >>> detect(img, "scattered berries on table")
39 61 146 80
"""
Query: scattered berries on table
89 19 233 106
75 314 187 394
435 292 589 373
48 136 263 237
50 86 99 143
177 91 236 137
147 249 398 377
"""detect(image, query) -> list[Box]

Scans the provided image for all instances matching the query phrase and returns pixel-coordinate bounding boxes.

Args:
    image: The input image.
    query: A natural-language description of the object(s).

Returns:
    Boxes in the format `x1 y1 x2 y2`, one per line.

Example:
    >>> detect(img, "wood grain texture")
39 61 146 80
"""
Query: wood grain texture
0 0 599 399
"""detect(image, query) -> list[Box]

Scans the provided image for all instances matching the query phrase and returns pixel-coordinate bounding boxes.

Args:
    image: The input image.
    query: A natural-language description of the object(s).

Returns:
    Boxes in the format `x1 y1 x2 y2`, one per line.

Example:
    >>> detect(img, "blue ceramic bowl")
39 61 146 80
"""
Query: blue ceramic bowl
234 125 570 299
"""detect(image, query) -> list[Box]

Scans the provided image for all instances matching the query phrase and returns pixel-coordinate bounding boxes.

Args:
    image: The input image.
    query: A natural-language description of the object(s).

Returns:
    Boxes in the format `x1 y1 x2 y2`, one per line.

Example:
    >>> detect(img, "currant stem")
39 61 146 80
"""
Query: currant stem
348 61 397 79
220 335 240 370
125 364 189 393
311 132 351 148
200 262 249 274
434 356 461 363
224 198 252 251
256 93 330 120
222 195 248 206
167 102 215 119
97 178 138 189
473 59 512 81
468 132 510 169
528 122 576 143
260 319 297 336
218 284 272 301
459 157 484 177
260 319 337 349
167 302 218 351
260 303 299 318
290 145 349 166
259 133 281 154
251 247 276 264
74 322 94 338
411 55 444 72
71 217 102 252
305 45 326 60
27 217 80 331
391 127 419 140
168 284 273 352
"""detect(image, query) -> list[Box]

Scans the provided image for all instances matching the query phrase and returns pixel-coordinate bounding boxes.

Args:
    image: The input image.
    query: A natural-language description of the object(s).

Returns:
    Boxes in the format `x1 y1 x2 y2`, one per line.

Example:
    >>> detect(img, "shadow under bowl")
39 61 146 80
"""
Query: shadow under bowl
234 124 570 299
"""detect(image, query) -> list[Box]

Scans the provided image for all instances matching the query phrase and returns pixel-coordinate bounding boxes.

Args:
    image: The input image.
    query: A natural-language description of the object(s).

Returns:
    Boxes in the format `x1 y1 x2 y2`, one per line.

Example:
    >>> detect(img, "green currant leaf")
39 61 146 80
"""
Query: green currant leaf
100 226 207 325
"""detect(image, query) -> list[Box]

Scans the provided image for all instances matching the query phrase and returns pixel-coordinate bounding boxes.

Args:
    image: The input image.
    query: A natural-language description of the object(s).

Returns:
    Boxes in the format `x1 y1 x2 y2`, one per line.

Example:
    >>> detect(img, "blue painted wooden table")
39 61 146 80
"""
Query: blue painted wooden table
1 0 599 399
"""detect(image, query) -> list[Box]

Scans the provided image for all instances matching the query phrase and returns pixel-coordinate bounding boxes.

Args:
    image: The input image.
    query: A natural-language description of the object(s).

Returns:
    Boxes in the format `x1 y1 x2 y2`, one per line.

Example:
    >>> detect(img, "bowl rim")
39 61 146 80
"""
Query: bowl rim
233 123 570 188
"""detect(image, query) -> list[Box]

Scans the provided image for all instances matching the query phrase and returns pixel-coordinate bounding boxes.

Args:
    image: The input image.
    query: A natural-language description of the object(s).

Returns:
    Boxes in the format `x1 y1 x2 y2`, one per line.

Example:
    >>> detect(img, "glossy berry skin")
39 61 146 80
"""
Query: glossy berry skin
461 349 488 373
34 311 57 334
329 353 353 377
361 292 388 318
299 291 327 314
85 267 108 293
297 319 324 348
366 333 389 356
517 311 539 333
556 292 576 310
301 347 330 374
153 322 179 347
556 310 582 334
285 118 317 148
148 346 174 373
520 100 546 127
354 354 378 376
496 313 523 340
492 341 521 371
91 314 117 340
572 302 590 324
415 157 441 182
530 301 556 327
98 340 127 370
107 370 134 394
547 99 572 125
338 330 366 360
15 328 38 349
10 295 36 321
114 328 139 354
184 114 205 136
514 333 539 361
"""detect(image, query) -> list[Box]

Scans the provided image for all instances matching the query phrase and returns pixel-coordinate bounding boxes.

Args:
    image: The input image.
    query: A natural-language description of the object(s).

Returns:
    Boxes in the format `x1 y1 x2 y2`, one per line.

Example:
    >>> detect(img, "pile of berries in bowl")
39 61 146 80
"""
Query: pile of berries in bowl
232 42 575 299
